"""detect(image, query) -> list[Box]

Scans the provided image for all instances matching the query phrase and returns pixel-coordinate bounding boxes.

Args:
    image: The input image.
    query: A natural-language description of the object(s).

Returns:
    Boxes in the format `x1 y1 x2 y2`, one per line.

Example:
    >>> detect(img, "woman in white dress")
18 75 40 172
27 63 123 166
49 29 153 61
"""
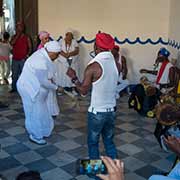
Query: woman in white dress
56 29 79 96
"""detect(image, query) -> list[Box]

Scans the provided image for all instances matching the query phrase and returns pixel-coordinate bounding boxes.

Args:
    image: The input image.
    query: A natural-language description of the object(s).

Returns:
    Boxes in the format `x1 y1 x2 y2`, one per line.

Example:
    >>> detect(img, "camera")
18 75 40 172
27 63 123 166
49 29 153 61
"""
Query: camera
76 159 107 175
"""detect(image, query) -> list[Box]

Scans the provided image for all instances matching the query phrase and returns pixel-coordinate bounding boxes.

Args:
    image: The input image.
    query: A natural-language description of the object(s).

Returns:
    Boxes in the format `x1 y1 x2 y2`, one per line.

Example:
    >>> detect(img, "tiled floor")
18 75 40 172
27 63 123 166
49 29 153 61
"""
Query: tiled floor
0 85 176 180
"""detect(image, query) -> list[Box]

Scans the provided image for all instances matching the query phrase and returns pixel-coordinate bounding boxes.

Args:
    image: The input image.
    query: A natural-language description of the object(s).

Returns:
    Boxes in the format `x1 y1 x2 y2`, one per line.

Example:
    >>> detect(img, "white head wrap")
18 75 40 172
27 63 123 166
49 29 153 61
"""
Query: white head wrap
64 28 74 37
44 41 61 52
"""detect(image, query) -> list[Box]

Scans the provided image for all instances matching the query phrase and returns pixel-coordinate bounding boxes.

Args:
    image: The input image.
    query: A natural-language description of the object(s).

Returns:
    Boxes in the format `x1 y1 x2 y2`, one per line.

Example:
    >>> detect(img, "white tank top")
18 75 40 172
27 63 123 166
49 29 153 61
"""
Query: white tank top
88 51 119 112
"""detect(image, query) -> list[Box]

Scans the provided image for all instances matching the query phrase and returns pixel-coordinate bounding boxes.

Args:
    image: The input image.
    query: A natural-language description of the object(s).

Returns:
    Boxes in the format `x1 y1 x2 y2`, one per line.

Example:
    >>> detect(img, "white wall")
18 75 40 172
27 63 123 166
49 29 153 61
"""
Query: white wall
168 0 180 61
38 0 170 83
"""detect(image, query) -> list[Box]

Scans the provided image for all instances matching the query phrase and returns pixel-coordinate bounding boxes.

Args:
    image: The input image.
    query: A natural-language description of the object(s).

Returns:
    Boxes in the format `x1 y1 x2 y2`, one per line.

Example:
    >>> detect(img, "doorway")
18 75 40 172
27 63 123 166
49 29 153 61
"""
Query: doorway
1 0 38 49
15 0 38 50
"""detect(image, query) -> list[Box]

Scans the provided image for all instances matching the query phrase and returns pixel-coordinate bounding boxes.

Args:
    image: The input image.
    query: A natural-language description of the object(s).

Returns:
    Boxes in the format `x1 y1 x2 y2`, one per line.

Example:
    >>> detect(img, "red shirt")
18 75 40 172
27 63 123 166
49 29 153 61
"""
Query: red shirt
12 34 29 60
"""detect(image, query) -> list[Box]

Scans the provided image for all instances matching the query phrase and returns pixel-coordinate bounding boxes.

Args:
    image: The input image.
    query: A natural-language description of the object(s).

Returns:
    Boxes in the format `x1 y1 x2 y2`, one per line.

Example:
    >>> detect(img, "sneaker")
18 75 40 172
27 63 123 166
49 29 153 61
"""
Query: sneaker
3 78 9 85
72 90 78 96
57 87 64 95
64 90 75 98
29 134 47 145
57 92 63 96
80 94 86 98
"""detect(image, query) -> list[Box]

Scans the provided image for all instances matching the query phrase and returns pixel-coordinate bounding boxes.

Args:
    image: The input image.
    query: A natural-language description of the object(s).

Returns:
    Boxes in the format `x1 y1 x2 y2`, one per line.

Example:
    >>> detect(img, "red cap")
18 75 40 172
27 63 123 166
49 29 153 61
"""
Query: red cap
96 33 115 50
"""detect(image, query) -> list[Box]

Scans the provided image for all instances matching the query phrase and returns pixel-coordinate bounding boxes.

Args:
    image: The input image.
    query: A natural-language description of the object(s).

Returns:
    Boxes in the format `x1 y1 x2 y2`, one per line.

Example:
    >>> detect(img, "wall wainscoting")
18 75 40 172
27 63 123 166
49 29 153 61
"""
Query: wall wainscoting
168 39 180 50
54 36 169 45
53 36 180 50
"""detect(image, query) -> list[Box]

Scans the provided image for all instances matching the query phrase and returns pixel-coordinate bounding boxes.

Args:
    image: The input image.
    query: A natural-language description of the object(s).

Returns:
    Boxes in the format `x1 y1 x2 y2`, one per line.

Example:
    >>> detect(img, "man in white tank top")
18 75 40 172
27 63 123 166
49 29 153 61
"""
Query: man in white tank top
67 32 119 160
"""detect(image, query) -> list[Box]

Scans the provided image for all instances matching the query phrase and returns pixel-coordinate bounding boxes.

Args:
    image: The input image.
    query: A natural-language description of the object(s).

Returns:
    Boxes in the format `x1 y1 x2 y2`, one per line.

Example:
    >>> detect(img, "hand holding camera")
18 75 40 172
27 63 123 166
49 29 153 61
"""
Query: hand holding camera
97 156 124 180
77 156 124 180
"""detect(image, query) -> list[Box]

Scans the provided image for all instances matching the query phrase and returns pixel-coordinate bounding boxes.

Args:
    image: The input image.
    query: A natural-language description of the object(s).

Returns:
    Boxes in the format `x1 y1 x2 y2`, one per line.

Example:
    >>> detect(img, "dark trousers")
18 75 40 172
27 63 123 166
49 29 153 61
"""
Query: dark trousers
11 59 25 90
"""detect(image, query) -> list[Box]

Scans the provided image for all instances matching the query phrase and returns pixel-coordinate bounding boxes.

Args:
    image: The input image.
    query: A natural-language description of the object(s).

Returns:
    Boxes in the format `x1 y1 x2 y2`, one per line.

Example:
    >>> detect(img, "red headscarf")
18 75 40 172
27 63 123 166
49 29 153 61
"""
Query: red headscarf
96 33 115 50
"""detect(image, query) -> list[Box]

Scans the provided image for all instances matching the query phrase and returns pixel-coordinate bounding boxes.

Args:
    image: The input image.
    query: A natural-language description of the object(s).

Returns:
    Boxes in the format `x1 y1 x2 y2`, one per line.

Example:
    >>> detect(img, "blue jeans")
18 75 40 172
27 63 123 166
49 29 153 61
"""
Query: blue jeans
87 111 117 159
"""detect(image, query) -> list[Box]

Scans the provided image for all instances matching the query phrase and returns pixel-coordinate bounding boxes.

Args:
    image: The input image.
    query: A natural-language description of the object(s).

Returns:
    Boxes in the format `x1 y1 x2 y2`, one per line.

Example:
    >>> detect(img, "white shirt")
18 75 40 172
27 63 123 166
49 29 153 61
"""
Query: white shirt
17 48 58 101
88 51 119 112
58 39 78 64
0 42 11 61
157 62 173 84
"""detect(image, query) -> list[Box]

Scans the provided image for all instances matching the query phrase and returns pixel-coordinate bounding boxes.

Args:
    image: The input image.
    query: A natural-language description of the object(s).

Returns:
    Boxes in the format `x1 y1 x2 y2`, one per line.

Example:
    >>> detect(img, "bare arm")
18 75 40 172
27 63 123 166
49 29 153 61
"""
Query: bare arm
121 56 128 79
66 62 102 95
27 36 32 56
74 65 93 95
140 68 158 75
60 51 68 58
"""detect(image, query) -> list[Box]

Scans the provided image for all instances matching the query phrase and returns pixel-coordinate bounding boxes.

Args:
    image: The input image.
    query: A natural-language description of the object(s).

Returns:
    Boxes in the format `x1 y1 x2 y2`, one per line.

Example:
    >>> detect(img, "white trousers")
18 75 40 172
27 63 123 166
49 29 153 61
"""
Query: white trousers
116 73 129 95
18 84 54 139
55 58 79 87
0 60 10 79
46 90 59 116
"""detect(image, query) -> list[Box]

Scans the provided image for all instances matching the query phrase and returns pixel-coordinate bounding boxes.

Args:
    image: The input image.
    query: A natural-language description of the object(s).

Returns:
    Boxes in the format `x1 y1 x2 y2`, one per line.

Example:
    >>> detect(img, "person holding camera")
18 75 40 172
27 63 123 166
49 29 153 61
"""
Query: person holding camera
97 156 124 180
149 110 180 180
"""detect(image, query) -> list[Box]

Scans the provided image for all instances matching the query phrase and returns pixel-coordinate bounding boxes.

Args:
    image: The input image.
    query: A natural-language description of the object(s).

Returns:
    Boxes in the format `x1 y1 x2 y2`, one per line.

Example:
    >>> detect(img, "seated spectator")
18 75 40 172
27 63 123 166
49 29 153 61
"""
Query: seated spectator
128 76 161 117
140 47 173 90
111 45 129 99
149 110 180 180
149 136 180 180
16 171 42 180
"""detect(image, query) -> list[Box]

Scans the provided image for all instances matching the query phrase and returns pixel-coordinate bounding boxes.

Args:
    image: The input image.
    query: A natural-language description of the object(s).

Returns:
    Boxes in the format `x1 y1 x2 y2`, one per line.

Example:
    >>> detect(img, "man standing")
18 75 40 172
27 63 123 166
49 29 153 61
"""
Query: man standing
112 45 129 99
17 41 60 145
10 21 32 92
67 32 118 159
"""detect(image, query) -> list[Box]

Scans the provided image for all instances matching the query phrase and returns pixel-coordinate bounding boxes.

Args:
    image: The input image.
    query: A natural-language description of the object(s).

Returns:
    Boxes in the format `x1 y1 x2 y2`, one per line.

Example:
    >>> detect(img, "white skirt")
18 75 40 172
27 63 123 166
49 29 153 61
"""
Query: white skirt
47 90 59 116
17 84 54 139
55 56 79 87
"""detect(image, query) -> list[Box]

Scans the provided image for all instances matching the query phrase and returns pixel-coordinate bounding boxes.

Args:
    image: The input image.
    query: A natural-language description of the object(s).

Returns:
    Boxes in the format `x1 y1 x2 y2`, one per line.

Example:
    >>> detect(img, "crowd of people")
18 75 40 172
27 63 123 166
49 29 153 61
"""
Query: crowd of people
0 21 180 180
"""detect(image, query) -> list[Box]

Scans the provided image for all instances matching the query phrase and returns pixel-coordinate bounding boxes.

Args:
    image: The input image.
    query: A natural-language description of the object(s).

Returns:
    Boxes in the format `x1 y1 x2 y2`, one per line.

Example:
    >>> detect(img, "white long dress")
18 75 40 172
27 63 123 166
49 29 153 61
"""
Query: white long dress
17 49 58 139
56 39 79 87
